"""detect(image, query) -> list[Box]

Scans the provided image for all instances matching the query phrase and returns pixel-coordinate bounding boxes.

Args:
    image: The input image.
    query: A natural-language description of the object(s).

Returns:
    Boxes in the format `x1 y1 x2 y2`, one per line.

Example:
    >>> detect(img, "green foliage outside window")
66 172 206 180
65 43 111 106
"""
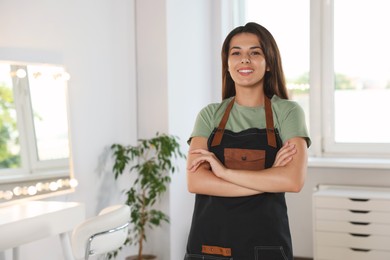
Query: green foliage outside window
0 84 20 168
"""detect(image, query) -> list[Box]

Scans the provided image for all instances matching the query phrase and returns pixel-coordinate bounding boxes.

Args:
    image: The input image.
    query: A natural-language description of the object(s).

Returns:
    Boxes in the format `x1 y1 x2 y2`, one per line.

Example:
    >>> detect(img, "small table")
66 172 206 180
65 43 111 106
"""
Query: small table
0 200 85 260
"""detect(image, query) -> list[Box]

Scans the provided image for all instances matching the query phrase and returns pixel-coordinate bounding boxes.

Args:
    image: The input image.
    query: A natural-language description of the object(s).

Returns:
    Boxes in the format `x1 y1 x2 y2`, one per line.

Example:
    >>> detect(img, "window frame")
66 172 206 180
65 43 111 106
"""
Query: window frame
317 0 390 158
0 62 74 204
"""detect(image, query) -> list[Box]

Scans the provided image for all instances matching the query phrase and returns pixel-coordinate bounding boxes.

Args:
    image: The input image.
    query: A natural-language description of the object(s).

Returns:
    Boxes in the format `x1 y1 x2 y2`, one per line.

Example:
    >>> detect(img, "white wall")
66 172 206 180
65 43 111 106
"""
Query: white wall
135 0 170 258
0 0 137 259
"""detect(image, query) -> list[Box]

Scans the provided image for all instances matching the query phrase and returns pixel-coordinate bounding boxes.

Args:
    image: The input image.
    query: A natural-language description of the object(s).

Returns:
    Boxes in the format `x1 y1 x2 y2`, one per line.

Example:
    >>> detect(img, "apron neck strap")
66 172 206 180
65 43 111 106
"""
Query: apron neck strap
211 97 235 147
265 96 277 148
211 96 277 148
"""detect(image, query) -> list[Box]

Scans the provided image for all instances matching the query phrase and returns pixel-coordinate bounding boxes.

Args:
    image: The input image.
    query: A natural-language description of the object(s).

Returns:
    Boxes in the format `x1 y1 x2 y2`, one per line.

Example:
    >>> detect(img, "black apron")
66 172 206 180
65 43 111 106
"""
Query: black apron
185 96 292 260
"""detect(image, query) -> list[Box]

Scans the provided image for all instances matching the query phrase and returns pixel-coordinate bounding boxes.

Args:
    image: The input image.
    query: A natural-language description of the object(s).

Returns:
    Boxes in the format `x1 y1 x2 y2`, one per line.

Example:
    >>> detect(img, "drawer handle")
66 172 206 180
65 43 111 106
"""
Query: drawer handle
350 248 371 252
349 233 371 237
350 221 370 226
349 198 370 202
349 210 370 214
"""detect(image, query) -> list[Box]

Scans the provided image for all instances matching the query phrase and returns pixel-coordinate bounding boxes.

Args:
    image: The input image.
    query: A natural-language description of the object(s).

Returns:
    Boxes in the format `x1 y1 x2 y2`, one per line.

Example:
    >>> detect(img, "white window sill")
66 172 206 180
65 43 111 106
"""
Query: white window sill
308 157 390 170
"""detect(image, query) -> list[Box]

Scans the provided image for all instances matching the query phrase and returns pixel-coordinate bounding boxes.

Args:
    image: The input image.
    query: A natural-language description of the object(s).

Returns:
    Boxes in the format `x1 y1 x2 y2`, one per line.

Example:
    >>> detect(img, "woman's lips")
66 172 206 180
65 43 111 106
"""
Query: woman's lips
238 68 254 75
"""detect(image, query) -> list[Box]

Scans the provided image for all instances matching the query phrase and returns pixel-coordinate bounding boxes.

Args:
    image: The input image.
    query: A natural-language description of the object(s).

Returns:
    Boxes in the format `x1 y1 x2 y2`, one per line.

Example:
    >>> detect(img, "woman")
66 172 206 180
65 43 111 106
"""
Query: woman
184 22 311 260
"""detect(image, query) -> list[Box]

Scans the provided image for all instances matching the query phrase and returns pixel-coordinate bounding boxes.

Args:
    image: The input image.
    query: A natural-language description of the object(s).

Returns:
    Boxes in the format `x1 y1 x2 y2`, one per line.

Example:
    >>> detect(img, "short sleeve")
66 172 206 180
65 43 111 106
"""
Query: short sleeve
277 101 311 147
187 105 216 144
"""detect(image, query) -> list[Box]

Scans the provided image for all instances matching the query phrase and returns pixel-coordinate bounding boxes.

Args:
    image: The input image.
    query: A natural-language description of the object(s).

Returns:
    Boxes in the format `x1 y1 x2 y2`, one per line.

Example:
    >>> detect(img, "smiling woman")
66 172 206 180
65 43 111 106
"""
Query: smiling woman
184 22 310 260
0 61 76 204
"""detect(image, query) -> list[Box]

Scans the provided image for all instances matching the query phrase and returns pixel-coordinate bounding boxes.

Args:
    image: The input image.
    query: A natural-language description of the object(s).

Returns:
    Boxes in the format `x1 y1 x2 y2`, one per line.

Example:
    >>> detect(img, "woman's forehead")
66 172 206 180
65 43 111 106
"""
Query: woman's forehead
229 33 261 48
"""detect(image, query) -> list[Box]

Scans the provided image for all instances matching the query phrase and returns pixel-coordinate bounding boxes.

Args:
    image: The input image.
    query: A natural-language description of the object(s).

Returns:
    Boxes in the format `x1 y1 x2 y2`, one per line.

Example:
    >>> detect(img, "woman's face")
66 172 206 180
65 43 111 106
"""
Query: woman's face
227 33 268 89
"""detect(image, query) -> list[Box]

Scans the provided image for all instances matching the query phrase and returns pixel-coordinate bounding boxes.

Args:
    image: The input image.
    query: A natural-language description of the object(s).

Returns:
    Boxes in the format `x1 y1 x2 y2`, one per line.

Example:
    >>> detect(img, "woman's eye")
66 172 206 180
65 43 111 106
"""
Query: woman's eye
251 51 261 56
231 52 240 56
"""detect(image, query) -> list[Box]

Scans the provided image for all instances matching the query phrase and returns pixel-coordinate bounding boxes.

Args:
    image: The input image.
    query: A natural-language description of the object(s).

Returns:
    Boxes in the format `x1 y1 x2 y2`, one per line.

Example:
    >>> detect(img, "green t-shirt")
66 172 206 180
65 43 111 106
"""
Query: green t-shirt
190 95 311 147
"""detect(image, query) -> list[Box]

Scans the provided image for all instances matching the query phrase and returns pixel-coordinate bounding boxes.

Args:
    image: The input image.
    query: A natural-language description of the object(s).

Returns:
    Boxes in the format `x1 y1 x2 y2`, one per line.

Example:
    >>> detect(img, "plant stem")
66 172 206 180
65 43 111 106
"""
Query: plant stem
138 189 146 260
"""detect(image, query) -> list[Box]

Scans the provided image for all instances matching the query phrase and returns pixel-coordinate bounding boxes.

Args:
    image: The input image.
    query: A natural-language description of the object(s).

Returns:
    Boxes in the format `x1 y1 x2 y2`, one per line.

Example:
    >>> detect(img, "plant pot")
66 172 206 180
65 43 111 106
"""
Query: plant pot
126 255 157 260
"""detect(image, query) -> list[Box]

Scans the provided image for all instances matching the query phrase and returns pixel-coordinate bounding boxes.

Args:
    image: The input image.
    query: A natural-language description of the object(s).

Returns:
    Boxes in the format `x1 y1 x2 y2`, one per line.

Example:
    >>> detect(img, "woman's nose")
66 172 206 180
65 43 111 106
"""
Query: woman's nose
241 58 250 64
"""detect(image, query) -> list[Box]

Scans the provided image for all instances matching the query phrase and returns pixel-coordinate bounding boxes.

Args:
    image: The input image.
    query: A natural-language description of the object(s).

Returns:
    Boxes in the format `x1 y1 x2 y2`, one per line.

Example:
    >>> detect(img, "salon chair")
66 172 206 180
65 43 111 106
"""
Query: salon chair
71 204 130 260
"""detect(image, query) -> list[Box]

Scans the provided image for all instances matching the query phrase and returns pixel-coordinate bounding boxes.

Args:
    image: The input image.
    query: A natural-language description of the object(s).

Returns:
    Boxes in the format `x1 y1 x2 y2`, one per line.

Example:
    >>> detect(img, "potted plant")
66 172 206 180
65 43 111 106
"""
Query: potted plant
109 133 185 260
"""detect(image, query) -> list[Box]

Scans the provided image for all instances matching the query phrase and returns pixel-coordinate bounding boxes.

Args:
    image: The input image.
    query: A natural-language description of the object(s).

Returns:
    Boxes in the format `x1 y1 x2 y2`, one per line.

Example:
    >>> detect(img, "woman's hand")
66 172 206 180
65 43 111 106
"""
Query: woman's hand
188 149 227 177
272 141 297 167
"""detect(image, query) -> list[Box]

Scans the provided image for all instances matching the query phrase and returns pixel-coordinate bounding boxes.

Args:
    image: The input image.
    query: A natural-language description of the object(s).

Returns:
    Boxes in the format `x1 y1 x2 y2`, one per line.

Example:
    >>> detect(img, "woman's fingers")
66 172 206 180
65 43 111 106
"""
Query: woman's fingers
188 149 226 177
188 157 207 171
273 142 297 167
189 149 211 170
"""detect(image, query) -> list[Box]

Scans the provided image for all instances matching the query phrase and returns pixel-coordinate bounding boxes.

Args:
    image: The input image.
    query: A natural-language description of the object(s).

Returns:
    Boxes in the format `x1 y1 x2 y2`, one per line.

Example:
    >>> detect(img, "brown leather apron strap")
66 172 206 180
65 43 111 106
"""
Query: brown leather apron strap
265 96 277 148
211 96 277 148
211 97 235 147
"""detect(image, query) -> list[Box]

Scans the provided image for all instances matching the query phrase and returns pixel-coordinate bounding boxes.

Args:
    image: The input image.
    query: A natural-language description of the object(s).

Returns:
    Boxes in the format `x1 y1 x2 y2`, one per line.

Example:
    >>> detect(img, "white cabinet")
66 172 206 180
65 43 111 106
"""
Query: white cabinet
313 185 390 260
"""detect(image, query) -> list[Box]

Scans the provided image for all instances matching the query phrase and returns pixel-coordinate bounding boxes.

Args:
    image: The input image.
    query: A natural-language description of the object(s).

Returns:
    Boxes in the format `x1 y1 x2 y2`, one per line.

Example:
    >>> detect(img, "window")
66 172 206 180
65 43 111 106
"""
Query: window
0 62 76 203
324 0 390 156
244 0 390 161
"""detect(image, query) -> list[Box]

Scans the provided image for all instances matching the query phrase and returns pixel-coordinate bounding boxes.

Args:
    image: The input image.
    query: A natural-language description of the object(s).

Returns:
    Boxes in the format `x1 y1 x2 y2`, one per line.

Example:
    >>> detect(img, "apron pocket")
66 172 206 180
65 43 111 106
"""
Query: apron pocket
184 253 233 260
224 148 265 170
254 246 288 260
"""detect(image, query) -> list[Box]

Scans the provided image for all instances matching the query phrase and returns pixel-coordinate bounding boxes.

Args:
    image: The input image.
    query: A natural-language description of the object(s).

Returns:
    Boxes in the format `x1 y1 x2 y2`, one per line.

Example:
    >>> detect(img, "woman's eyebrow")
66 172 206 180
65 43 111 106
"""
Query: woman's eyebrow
230 46 262 50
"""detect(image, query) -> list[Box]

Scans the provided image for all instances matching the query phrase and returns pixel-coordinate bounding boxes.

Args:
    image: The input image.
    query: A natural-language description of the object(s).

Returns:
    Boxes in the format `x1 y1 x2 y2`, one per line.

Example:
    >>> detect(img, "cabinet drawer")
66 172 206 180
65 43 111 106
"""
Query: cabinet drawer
317 245 390 260
315 220 390 236
315 208 390 224
314 197 390 212
316 231 390 251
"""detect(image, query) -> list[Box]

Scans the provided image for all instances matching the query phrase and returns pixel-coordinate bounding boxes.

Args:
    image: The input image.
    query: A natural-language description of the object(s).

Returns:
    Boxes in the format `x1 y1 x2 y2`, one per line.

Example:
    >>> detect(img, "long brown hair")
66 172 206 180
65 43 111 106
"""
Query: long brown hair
221 22 289 100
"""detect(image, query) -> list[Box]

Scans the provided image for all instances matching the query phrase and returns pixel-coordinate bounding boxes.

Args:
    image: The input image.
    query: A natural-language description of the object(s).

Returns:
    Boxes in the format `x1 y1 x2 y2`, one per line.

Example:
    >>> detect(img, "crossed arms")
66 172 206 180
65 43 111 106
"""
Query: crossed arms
186 136 308 197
